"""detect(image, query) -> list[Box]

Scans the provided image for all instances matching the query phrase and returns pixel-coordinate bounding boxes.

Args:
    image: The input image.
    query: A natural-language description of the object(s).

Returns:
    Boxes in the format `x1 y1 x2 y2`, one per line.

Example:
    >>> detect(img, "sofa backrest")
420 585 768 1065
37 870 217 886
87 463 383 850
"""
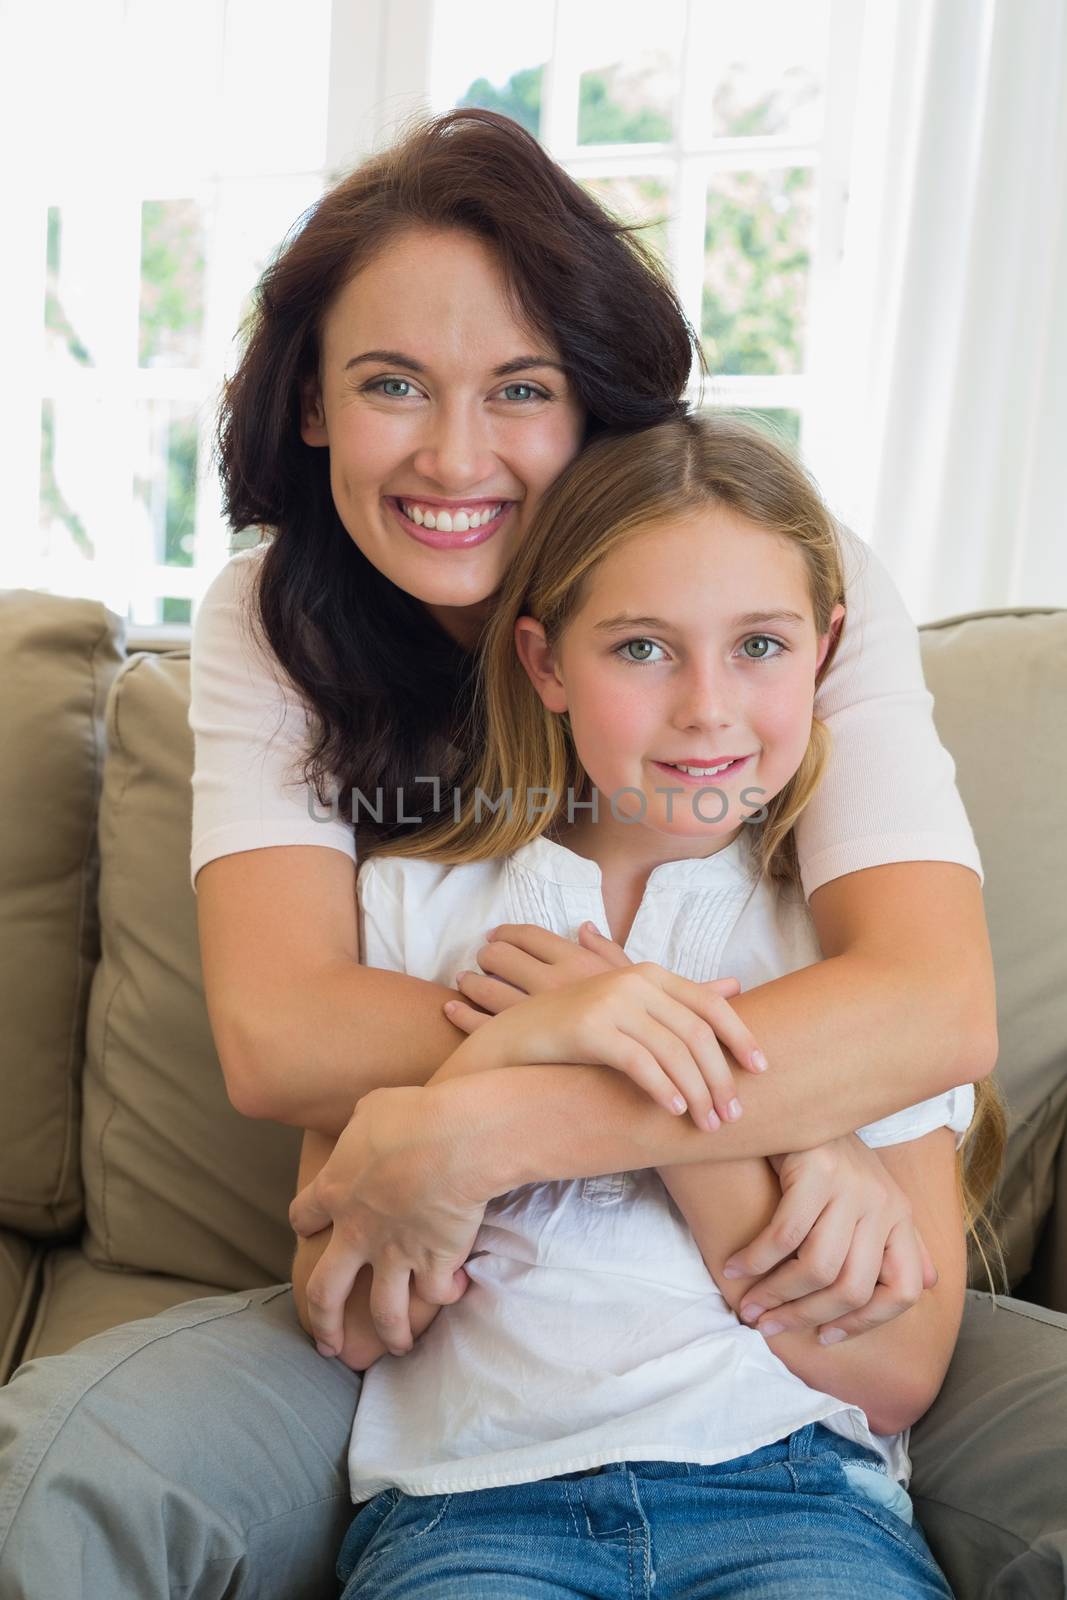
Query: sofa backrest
0 591 125 1239
1 588 1065 1304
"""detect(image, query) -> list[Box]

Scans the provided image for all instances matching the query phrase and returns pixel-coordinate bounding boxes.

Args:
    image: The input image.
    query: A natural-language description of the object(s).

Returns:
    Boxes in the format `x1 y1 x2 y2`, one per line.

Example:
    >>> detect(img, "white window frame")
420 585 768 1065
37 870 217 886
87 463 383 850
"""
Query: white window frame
3 0 862 627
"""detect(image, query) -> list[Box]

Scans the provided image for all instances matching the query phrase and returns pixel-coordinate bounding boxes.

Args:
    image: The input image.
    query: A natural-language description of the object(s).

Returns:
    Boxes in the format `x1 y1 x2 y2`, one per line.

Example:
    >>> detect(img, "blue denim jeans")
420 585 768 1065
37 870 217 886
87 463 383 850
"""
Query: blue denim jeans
336 1424 954 1599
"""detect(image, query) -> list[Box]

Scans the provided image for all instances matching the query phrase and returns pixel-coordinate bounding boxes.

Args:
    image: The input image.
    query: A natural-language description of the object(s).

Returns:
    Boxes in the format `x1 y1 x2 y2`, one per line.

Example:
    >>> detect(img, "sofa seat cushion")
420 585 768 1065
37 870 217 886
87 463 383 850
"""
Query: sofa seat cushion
17 1249 227 1364
0 1231 41 1384
0 590 126 1238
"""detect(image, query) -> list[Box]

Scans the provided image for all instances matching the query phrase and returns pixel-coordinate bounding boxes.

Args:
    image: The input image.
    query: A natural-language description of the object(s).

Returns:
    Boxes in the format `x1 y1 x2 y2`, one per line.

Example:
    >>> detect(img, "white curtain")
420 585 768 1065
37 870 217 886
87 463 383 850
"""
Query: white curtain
805 0 1067 624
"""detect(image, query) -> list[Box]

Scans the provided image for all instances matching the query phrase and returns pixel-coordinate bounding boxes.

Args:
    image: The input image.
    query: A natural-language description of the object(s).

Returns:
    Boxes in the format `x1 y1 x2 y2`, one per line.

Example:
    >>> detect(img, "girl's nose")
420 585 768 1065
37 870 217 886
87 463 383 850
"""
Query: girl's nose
412 406 495 491
670 665 735 731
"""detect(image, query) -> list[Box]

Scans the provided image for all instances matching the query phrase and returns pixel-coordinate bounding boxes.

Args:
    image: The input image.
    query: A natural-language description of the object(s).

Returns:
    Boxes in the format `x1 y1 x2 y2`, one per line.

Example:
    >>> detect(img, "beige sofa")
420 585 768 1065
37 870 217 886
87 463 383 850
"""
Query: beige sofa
1 584 1066 1593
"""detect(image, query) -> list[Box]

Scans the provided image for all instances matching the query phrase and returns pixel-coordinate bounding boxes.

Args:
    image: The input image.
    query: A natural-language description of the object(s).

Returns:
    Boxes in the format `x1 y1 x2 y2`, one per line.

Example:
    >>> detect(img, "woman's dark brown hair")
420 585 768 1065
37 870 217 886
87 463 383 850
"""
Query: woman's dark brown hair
216 108 702 841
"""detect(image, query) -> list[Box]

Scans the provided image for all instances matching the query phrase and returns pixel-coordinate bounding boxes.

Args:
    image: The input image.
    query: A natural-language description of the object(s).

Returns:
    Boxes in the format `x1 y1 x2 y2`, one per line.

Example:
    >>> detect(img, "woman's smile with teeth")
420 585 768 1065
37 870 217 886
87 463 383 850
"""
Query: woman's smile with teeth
399 501 504 531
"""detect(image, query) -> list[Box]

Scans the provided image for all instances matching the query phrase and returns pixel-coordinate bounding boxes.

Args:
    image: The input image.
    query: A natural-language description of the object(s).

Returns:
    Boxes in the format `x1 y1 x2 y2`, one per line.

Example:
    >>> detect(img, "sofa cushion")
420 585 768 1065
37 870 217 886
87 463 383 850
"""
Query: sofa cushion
16 1249 223 1363
0 589 126 1239
80 648 302 1290
919 608 1067 1294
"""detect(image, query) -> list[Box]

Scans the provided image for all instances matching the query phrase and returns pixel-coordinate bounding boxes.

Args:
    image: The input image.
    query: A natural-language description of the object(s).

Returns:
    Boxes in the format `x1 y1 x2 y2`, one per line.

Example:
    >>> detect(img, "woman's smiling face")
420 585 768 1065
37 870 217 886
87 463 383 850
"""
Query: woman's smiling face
300 225 587 646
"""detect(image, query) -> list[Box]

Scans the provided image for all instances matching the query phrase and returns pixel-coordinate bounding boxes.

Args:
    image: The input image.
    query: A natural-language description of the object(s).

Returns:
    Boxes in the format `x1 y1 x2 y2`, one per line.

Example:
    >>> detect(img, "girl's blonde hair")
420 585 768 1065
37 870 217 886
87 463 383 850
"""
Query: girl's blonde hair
381 412 1007 1288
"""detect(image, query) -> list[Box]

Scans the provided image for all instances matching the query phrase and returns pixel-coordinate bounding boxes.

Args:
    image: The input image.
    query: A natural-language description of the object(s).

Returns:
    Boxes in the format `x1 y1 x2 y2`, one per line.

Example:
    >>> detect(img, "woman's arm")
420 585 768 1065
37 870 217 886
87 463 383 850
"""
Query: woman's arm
660 1130 967 1436
210 847 994 1164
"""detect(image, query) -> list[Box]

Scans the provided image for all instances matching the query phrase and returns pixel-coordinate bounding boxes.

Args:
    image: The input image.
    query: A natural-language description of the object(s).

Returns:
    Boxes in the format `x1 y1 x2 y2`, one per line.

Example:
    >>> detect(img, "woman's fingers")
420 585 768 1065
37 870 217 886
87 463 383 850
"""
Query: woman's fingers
302 1235 369 1356
367 1265 417 1358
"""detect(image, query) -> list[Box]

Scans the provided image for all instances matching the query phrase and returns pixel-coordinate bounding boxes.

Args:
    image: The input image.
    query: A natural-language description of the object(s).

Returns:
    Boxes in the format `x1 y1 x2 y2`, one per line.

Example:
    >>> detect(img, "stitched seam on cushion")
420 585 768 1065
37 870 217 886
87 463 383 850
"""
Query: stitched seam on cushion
909 1496 1040 1555
50 613 114 1224
93 649 143 1260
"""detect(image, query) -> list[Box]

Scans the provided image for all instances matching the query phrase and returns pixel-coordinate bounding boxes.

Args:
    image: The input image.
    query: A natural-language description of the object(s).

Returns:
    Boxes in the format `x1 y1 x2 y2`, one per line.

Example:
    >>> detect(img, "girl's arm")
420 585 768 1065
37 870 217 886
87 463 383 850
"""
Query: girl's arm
660 1130 967 1436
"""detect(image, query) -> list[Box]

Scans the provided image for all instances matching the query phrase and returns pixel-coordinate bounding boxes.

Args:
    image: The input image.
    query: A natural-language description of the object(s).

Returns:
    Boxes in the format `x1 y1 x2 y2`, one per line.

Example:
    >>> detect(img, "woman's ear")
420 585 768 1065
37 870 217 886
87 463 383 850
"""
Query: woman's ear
513 617 568 714
815 602 846 674
300 380 328 447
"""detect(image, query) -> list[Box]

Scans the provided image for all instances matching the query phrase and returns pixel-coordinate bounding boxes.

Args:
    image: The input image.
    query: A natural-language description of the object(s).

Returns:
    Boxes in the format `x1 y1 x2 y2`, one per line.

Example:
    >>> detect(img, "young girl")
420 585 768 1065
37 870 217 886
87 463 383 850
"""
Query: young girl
329 414 1004 1599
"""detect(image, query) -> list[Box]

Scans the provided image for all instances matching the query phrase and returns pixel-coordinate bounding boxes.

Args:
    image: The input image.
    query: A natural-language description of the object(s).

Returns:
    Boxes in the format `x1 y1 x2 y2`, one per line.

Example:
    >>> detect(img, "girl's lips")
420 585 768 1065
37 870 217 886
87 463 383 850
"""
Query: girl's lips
385 497 513 549
651 756 753 787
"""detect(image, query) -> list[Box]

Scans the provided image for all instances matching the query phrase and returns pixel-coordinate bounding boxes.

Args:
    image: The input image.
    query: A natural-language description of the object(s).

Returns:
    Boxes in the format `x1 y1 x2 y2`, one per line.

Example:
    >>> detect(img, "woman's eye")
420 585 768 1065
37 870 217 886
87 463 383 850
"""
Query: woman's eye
366 377 417 399
617 638 665 664
500 382 547 402
741 635 785 660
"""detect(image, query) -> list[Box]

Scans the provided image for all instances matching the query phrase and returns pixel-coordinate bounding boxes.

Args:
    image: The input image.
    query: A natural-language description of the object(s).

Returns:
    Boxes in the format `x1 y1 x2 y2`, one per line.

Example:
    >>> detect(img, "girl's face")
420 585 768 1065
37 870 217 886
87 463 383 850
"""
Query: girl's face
516 507 845 859
301 225 587 647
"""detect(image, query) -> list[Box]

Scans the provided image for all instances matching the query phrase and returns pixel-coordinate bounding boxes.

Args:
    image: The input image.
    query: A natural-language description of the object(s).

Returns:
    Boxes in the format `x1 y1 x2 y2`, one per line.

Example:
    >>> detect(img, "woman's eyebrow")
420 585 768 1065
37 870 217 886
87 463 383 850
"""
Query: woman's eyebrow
343 350 566 377
594 610 807 632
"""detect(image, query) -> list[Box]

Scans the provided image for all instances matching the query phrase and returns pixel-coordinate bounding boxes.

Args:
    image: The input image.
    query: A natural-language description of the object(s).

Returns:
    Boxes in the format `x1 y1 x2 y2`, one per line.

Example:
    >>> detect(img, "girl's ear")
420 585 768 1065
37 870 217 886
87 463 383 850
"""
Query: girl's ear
300 380 328 447
815 602 846 674
513 617 568 714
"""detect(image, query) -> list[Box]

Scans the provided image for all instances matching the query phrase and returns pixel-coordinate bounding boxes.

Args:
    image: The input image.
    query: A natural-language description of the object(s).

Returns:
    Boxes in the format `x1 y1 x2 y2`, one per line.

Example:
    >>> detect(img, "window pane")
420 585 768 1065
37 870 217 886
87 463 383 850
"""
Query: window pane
703 167 814 376
574 1 684 145
717 407 802 453
139 200 206 369
688 0 830 143
44 207 96 368
582 176 671 271
133 402 199 567
39 396 103 565
433 0 554 131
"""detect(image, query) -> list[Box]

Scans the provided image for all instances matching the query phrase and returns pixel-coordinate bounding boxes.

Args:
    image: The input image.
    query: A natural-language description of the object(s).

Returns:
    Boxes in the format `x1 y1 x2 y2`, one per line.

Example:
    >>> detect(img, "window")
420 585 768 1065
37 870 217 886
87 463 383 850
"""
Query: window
5 0 855 622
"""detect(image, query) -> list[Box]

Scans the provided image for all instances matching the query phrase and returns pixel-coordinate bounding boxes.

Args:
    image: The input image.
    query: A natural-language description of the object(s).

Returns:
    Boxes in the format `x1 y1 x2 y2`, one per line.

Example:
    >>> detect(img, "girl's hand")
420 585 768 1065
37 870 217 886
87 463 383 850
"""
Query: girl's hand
447 959 765 1132
449 920 743 1038
288 1085 486 1359
723 1135 939 1343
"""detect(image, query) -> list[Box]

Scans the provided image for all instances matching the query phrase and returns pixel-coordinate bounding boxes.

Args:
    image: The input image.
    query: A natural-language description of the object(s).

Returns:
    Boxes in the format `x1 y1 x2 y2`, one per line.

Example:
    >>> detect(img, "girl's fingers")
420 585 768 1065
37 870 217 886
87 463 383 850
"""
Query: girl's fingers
577 923 631 967
659 969 767 1076
815 1221 927 1343
643 991 740 1126
736 1198 856 1319
474 941 551 991
616 1013 721 1126
453 968 524 1014
442 996 493 1033
748 1214 883 1337
485 923 582 961
596 1031 688 1116
728 1172 835 1283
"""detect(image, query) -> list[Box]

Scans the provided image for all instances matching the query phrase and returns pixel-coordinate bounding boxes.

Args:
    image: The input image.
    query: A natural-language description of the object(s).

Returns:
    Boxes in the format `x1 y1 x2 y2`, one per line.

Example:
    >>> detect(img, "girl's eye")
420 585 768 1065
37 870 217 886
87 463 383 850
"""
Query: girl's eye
617 638 666 664
499 382 548 402
741 635 785 660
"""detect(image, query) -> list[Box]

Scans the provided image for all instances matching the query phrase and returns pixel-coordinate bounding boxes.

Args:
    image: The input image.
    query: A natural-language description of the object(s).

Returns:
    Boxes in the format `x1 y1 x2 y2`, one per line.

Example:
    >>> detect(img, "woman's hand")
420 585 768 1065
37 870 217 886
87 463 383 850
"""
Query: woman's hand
446 954 765 1131
723 1134 939 1343
288 1085 485 1359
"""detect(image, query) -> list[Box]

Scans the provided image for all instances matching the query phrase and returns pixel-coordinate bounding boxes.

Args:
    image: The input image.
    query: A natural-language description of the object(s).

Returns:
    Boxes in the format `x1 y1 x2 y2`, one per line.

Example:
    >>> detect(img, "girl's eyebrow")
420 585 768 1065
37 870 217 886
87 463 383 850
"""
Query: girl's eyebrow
343 349 566 377
593 609 807 632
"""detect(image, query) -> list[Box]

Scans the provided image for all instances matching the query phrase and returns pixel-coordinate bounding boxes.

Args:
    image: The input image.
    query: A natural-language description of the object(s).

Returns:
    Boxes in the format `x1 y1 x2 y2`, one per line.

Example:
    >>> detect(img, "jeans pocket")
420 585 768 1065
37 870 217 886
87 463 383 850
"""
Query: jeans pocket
336 1490 399 1586
352 1491 455 1574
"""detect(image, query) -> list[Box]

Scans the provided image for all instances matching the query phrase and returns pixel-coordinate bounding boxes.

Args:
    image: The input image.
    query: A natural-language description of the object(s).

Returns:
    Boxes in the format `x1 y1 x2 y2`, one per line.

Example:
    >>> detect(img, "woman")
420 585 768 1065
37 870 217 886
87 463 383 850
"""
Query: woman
0 111 996 1600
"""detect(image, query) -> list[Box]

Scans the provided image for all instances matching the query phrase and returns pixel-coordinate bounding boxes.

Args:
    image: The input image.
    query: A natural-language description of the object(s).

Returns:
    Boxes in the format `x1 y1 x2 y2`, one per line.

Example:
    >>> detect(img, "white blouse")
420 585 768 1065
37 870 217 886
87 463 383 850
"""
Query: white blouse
344 834 974 1503
187 527 983 898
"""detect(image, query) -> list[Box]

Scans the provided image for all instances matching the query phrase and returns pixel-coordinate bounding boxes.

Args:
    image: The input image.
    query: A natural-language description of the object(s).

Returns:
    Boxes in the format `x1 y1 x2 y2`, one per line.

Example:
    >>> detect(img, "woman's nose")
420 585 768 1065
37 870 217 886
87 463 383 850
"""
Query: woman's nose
412 405 495 491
